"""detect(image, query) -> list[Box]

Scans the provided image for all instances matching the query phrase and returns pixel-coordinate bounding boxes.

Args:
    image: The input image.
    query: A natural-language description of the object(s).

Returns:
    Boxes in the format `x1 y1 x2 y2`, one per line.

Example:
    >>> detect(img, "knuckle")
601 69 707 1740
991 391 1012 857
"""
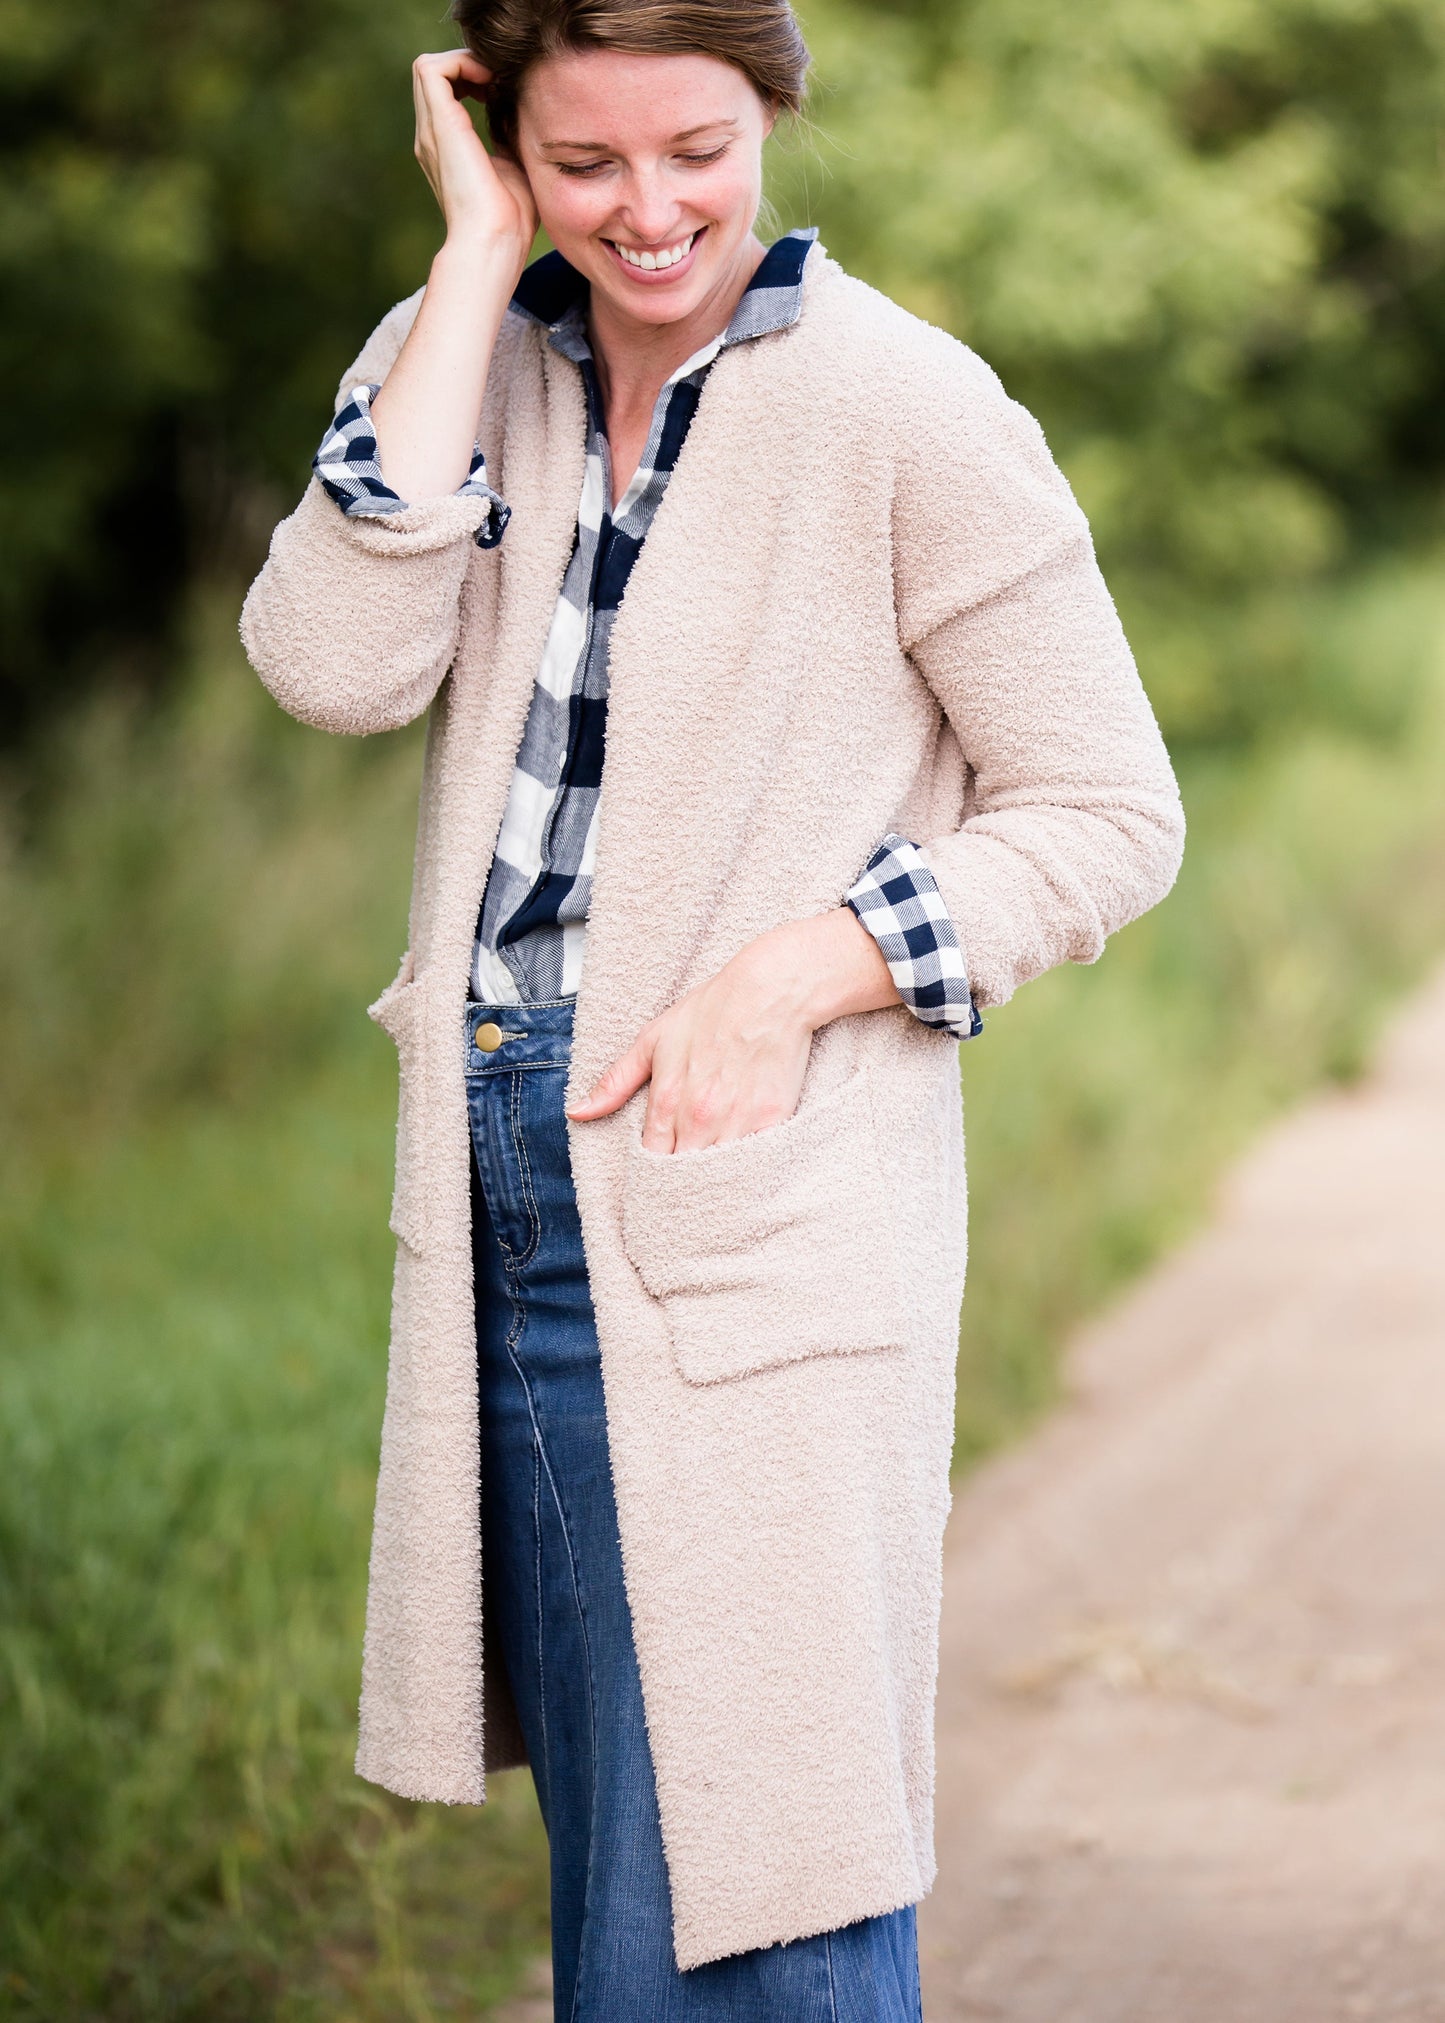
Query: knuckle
649 1073 681 1115
687 1087 720 1132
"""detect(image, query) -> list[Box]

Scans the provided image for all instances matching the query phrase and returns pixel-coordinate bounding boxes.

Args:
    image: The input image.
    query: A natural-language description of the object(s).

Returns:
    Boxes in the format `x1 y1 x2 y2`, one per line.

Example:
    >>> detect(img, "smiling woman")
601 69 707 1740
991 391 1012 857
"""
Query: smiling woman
238 0 1185 2014
489 44 783 494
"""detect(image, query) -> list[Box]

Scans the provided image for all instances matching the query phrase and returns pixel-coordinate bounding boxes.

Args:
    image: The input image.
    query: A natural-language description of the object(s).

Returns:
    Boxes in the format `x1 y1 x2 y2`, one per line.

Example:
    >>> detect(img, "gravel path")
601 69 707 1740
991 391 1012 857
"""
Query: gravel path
919 963 1445 2022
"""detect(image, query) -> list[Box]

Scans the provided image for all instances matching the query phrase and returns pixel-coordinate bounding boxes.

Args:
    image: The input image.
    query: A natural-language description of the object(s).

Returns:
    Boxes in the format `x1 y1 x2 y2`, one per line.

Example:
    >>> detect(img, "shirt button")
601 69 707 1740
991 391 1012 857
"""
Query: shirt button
474 1022 504 1053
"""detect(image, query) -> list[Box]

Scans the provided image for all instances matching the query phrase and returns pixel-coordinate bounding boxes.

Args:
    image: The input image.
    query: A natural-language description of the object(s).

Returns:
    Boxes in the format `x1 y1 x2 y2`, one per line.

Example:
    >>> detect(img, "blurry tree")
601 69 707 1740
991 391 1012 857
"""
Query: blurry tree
3 0 1444 743
774 0 1445 740
0 0 442 736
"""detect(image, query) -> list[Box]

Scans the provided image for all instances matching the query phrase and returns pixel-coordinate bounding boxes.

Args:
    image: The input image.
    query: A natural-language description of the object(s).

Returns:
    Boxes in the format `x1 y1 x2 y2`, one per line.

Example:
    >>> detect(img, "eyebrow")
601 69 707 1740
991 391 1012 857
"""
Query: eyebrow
537 121 737 153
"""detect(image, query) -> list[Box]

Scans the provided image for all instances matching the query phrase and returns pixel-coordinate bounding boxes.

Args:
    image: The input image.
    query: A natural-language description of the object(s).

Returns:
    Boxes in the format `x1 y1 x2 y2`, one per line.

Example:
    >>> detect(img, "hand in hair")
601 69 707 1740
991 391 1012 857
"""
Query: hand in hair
410 47 537 258
364 51 538 502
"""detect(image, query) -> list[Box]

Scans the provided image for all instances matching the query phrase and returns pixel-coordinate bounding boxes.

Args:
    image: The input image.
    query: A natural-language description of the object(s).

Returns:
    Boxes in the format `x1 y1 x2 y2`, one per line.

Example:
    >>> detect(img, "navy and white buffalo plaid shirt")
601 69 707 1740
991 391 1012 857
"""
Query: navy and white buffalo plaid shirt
314 228 981 1040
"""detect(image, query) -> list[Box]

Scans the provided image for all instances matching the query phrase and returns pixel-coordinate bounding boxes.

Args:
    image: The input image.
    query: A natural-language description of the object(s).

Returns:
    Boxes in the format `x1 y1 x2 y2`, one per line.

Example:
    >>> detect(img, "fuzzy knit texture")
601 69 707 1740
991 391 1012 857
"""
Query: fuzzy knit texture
239 240 1185 1970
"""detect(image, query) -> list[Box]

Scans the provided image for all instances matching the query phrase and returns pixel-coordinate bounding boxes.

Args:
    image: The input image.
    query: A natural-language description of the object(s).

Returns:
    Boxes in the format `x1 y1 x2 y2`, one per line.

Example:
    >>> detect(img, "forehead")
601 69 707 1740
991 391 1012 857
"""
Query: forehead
518 47 763 145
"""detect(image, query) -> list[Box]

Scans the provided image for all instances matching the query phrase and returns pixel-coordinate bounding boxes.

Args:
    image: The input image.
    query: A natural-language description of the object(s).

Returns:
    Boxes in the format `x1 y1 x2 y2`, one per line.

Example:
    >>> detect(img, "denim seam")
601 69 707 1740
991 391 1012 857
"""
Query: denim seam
479 1071 598 2023
825 1928 840 2023
491 1251 555 1813
504 1071 543 1271
467 995 577 1012
467 1059 572 1079
530 1381 548 1806
525 1348 604 2023
495 1272 603 1855
500 1304 602 2023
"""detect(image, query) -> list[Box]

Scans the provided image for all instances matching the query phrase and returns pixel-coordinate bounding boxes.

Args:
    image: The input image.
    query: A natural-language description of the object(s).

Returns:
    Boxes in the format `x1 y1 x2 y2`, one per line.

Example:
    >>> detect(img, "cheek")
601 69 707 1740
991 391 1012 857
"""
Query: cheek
533 175 612 249
690 159 762 230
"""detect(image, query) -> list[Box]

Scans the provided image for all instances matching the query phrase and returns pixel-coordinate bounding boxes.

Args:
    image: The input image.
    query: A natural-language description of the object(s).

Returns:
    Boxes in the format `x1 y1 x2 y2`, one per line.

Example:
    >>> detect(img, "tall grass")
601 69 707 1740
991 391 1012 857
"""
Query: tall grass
0 599 550 2019
1 1082 549 2020
2 559 1444 2013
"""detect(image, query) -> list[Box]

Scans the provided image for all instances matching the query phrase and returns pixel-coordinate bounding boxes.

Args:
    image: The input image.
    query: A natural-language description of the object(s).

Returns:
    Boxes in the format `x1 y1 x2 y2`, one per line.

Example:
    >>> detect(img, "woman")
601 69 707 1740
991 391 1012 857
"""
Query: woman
240 2 1185 2015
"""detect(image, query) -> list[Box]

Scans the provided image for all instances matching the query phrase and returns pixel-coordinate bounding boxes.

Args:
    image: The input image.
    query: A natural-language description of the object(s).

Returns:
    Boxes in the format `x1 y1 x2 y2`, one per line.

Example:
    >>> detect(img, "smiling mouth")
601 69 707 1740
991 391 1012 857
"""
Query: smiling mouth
605 228 702 273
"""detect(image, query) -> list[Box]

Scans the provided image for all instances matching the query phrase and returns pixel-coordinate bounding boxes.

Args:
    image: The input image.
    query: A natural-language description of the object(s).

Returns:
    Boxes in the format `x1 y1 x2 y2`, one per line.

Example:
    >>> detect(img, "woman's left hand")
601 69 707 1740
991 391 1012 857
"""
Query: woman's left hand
566 907 899 1153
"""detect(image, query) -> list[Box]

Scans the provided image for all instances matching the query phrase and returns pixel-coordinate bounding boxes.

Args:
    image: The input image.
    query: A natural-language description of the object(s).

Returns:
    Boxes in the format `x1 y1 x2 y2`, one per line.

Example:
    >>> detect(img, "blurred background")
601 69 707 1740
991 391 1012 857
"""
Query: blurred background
3 0 1445 2014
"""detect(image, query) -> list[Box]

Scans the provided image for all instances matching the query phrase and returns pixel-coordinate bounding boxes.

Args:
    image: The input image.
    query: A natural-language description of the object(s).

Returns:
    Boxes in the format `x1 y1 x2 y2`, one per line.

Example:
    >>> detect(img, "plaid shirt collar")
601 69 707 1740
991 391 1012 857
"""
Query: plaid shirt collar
509 226 818 372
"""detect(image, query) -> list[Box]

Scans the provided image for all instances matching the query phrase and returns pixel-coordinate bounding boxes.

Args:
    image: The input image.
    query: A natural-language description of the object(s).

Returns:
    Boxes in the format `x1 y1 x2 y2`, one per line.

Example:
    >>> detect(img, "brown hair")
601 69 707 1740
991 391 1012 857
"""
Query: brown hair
449 0 810 157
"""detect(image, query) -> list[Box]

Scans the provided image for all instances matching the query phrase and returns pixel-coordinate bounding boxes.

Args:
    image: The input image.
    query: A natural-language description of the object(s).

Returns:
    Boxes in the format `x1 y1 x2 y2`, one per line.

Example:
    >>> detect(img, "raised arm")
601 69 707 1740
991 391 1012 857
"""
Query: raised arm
239 50 538 735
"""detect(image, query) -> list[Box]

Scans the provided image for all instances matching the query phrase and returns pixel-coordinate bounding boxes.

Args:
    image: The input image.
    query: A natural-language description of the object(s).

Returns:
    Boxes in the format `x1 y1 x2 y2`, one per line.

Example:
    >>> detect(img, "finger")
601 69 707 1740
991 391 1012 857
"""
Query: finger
640 1095 677 1156
639 1059 682 1153
414 51 490 132
415 48 494 87
669 1079 725 1153
450 54 497 108
412 62 440 150
566 1038 654 1122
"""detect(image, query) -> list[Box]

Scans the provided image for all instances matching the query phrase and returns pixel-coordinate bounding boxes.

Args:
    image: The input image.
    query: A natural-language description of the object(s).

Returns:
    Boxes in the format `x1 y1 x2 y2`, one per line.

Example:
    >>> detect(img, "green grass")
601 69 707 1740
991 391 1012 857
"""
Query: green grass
3 557 1445 2014
1 1074 550 2020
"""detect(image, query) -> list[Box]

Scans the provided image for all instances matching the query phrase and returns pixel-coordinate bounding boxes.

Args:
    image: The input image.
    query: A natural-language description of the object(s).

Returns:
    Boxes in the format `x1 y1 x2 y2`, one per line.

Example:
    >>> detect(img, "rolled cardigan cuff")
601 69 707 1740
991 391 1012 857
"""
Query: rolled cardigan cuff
845 831 983 1041
313 380 511 550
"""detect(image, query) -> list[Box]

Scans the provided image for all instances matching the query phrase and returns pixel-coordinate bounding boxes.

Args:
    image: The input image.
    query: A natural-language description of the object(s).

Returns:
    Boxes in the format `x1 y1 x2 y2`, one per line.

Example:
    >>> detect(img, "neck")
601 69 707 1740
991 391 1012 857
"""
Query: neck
586 232 768 416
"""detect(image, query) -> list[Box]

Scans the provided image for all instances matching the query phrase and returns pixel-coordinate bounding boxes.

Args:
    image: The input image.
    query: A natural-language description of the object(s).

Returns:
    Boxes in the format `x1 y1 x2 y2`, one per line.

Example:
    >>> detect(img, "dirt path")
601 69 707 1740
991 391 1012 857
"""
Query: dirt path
919 963 1445 2022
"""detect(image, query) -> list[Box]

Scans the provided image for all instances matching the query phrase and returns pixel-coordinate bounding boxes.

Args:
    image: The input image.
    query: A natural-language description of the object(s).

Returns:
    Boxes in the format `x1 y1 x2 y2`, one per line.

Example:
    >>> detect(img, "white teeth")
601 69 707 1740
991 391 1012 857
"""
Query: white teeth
615 233 695 271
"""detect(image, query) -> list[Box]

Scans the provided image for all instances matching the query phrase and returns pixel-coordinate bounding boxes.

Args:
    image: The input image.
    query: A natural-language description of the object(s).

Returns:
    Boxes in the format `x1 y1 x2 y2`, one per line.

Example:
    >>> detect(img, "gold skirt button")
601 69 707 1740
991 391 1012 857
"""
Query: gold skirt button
473 1021 504 1053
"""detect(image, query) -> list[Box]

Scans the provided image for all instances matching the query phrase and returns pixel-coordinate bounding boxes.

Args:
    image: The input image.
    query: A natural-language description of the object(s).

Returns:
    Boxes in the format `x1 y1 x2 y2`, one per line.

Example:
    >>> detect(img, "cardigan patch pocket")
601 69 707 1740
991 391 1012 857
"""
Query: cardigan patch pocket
621 1069 911 1386
367 952 431 1256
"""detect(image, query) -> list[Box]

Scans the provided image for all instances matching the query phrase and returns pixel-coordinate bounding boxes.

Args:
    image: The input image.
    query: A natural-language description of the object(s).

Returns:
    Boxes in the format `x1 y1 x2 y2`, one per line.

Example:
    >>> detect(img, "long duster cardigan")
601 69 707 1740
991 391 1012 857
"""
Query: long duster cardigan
240 239 1186 1969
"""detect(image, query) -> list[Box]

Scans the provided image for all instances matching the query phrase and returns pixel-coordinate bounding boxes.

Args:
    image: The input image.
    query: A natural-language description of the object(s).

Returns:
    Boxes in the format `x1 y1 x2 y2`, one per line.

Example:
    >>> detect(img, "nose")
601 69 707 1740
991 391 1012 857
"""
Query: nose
612 167 684 247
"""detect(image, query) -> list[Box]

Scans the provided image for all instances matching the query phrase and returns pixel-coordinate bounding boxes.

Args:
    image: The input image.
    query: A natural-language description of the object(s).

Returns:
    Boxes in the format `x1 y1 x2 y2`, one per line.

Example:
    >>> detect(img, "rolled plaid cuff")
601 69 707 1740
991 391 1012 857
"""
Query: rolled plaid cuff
312 381 511 549
845 832 982 1041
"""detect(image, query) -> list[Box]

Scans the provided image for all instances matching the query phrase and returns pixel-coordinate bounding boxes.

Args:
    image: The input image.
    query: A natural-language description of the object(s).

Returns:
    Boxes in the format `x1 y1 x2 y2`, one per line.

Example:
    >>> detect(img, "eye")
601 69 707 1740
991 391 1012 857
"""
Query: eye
555 160 611 178
678 145 728 167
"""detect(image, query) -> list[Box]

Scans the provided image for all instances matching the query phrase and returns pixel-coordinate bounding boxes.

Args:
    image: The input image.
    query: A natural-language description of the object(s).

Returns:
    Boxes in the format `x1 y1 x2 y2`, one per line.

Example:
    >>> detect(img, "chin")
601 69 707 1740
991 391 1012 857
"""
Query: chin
612 277 711 325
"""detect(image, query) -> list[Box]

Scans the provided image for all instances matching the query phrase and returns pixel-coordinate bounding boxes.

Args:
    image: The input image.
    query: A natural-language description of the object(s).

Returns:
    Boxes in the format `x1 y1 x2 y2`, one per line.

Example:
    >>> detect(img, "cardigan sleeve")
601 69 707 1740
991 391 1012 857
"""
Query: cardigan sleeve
892 342 1186 1011
239 289 502 737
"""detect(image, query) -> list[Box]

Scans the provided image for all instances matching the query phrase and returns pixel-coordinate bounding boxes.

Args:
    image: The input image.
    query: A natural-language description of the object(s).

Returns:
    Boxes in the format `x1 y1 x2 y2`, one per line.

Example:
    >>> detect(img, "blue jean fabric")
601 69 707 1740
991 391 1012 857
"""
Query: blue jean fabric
464 997 924 2023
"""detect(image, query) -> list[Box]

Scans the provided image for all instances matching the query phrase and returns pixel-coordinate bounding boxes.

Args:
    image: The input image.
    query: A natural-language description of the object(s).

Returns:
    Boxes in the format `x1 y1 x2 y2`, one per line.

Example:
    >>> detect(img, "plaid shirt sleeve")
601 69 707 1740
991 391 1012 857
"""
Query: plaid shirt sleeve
312 381 511 550
845 832 983 1041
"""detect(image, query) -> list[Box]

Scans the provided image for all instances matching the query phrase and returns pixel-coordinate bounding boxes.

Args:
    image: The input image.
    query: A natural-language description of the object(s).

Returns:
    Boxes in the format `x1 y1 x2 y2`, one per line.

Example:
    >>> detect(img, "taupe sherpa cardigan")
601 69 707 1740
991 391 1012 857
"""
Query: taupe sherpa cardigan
240 238 1185 1968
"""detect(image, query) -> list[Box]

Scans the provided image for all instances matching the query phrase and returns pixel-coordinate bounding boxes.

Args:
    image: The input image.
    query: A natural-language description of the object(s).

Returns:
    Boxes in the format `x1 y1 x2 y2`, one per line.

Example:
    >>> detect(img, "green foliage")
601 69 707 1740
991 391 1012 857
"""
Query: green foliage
0 0 445 729
776 0 1445 741
0 594 422 1150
